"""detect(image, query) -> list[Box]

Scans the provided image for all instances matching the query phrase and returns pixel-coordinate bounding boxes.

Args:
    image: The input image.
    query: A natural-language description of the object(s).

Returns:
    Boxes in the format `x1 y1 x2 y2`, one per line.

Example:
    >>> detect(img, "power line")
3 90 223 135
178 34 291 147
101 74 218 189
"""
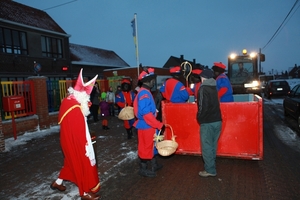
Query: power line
262 0 299 50
42 0 78 11
266 3 300 49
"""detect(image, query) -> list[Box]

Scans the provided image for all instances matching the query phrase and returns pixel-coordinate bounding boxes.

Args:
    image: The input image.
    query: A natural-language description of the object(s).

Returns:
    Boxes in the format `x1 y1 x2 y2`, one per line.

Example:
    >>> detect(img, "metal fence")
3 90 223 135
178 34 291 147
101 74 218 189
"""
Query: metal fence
1 79 123 120
47 80 63 112
0 81 36 120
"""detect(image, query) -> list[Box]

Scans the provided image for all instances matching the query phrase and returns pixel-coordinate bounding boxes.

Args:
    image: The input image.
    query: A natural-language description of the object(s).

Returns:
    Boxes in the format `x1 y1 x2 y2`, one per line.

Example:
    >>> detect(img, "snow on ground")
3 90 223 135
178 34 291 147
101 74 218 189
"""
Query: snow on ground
263 97 300 154
4 78 300 152
274 124 300 153
4 125 60 152
263 77 300 153
3 123 138 199
2 78 300 199
285 78 300 89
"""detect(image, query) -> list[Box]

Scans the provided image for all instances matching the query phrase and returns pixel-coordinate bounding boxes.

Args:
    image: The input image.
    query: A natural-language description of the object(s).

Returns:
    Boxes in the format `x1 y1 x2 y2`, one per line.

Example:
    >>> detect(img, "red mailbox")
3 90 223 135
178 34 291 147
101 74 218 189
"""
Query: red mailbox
2 96 25 112
2 96 25 140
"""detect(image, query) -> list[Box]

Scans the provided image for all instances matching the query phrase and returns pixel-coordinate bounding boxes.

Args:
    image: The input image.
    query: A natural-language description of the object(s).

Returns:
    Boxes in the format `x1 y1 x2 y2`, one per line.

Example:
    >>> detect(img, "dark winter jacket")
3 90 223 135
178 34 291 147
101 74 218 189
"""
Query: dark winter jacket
197 78 222 124
99 100 110 117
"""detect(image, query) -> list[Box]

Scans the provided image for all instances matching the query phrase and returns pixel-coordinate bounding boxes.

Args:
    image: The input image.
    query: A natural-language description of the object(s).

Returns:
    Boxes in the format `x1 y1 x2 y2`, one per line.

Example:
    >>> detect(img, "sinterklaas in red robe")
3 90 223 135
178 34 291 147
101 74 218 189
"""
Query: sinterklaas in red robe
57 97 100 196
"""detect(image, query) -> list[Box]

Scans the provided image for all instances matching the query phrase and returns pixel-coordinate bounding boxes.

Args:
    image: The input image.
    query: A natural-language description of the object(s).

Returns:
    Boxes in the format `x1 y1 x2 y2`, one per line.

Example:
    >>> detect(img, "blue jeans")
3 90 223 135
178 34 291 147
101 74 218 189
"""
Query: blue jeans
200 121 222 174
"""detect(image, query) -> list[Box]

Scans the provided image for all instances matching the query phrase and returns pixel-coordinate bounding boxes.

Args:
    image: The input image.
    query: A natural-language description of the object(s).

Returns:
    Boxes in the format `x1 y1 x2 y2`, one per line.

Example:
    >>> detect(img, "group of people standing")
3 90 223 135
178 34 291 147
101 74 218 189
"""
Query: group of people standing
89 83 121 130
158 62 233 178
126 62 234 178
50 62 234 199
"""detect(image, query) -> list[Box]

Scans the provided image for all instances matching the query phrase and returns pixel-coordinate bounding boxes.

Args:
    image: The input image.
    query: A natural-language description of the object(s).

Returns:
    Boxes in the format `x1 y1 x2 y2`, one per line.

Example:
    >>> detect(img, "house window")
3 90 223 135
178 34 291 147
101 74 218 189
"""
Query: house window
41 36 63 58
0 27 28 55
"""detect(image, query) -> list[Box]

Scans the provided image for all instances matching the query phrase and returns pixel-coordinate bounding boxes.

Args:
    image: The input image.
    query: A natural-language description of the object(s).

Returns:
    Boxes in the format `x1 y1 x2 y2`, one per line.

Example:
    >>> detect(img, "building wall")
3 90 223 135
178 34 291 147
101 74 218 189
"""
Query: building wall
103 67 170 88
2 116 39 139
0 21 71 80
71 65 107 80
1 113 58 140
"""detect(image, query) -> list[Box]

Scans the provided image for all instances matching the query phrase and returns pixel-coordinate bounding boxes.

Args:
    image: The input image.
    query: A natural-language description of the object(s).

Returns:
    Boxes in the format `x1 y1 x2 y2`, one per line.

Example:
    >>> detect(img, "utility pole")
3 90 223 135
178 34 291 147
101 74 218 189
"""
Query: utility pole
259 48 262 74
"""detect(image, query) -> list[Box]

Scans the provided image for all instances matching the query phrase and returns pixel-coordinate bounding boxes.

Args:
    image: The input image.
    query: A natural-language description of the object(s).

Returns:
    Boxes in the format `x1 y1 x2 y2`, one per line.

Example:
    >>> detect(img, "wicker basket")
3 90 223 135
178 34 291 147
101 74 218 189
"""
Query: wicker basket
155 124 178 156
118 106 134 120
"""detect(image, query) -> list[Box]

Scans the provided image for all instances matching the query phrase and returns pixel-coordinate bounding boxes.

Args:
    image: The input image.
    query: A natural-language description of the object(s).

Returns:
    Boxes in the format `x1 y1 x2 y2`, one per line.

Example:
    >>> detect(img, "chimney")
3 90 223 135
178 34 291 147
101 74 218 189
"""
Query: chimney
180 55 184 61
193 59 196 64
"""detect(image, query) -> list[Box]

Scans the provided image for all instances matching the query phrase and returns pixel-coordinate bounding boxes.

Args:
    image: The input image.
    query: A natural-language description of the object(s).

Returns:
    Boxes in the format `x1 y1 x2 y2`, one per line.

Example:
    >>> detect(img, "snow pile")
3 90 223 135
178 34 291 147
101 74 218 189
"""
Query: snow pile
5 125 60 152
286 78 300 89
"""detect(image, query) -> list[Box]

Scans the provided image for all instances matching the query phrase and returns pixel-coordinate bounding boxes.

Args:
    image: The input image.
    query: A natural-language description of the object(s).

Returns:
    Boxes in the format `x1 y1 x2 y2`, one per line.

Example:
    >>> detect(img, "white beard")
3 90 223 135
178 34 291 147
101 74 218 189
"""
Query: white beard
71 89 91 117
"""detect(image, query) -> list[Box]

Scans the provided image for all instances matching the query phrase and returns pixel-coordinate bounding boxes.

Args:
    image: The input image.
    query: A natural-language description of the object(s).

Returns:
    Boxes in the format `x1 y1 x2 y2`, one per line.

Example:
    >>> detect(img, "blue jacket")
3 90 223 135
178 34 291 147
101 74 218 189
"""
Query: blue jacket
160 78 189 103
133 87 162 130
216 73 234 102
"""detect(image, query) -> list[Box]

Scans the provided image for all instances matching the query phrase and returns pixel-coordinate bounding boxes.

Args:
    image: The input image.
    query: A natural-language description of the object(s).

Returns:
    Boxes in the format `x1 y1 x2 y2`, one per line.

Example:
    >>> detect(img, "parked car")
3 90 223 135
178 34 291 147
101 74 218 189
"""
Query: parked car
264 80 290 99
283 84 300 130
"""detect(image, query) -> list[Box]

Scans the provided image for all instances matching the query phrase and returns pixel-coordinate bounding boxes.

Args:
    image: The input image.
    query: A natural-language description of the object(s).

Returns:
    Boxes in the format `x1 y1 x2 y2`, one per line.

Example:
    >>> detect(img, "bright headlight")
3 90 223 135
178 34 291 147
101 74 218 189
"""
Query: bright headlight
252 81 259 87
229 53 237 59
250 52 257 58
244 80 259 88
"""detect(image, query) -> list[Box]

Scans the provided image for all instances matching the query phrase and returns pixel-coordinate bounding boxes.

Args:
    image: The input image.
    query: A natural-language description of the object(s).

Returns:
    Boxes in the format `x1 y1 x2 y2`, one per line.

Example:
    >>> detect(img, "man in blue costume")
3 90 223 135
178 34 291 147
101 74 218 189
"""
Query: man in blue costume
212 62 234 102
133 68 165 177
115 79 136 139
160 66 189 103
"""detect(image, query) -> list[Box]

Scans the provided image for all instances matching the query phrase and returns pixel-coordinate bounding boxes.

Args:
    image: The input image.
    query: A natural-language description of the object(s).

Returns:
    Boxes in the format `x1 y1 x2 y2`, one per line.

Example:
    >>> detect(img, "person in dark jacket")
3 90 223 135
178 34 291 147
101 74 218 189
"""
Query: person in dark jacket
197 69 222 177
90 82 100 122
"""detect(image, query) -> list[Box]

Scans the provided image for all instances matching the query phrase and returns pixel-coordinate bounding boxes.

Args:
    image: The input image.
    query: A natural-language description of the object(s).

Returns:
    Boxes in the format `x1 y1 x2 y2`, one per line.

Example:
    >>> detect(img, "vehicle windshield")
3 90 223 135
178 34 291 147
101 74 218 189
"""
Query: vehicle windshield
259 75 274 82
259 75 274 87
270 81 289 87
229 62 254 84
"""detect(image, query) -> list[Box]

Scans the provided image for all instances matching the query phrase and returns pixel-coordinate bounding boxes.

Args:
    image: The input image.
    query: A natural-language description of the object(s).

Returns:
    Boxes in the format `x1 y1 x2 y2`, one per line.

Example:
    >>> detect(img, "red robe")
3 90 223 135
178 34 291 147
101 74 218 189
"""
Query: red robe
58 97 100 196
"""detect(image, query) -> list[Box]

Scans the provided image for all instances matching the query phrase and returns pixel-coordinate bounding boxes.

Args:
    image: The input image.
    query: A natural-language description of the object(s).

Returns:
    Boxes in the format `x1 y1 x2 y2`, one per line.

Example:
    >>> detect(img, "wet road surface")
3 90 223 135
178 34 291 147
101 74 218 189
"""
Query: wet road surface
1 101 300 200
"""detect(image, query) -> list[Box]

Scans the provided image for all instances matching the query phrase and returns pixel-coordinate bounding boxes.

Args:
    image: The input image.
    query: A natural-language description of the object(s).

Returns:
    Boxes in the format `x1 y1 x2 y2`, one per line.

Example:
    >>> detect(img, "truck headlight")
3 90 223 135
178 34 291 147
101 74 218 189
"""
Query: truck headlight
252 81 259 87
244 80 259 88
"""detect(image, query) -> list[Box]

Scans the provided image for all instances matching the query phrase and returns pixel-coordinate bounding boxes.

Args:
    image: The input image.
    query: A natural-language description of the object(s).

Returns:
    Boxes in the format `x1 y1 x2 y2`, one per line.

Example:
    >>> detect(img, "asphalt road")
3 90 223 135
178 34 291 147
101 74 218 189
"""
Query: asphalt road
0 100 300 200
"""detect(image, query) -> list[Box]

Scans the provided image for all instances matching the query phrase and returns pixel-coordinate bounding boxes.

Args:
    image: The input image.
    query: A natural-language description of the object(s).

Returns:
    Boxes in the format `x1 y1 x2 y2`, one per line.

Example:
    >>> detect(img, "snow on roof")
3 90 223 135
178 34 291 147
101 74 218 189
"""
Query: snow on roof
0 1 130 68
0 0 66 34
69 43 130 68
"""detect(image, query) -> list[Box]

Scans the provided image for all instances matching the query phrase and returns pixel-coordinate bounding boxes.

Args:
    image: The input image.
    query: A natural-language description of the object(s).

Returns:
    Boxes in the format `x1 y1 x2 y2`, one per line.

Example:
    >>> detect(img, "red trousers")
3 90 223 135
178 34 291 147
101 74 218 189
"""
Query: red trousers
137 128 155 159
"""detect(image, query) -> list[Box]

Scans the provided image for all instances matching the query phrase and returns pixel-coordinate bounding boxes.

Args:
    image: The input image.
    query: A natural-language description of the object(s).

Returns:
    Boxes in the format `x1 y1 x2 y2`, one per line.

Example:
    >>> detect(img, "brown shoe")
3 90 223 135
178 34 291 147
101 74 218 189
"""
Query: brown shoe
50 181 66 191
81 192 100 200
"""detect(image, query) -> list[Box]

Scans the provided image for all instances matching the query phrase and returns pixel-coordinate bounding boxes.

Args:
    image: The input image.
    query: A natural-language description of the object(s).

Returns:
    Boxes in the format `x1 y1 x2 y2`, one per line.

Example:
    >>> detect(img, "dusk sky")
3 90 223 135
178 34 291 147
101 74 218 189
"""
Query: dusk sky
14 0 300 74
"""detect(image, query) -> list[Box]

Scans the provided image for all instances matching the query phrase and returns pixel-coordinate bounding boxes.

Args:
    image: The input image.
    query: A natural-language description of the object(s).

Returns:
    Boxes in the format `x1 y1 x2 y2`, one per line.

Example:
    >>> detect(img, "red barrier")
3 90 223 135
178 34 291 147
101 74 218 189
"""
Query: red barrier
161 94 263 160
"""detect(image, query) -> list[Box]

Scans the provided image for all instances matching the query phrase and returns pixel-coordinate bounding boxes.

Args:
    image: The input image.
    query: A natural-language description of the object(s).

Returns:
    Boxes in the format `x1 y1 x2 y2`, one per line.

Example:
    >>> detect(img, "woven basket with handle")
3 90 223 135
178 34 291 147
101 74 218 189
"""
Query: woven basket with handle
118 106 134 120
155 124 178 156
